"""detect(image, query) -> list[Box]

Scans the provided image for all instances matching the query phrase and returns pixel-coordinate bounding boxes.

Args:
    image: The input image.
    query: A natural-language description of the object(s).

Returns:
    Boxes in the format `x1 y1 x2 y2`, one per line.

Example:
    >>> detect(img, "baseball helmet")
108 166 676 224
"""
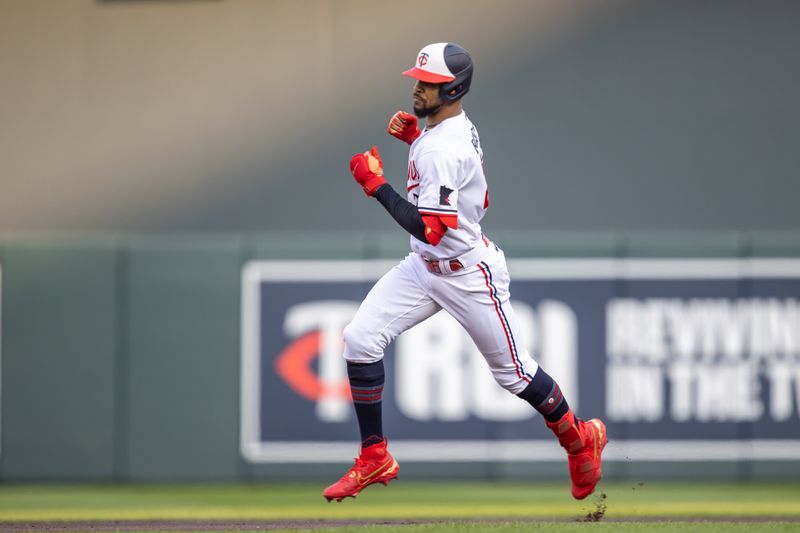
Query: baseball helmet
403 42 473 103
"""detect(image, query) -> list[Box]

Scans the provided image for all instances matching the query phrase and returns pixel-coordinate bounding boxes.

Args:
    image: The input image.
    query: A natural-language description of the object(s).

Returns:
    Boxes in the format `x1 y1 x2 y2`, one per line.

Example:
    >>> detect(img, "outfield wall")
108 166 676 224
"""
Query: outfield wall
1 231 799 481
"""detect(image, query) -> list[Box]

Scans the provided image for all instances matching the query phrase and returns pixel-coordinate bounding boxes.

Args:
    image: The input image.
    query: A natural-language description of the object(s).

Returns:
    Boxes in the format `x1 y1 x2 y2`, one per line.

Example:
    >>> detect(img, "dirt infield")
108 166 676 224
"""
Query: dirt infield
3 517 800 531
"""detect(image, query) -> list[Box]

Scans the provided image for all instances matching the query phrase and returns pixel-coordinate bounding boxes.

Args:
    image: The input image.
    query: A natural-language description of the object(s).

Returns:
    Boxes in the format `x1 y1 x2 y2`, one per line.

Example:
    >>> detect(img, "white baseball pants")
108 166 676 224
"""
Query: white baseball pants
342 245 539 394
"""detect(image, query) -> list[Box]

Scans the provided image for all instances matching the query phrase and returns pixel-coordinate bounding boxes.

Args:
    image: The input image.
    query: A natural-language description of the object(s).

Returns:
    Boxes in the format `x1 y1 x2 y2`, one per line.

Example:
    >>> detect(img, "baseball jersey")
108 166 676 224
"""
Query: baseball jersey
406 111 488 260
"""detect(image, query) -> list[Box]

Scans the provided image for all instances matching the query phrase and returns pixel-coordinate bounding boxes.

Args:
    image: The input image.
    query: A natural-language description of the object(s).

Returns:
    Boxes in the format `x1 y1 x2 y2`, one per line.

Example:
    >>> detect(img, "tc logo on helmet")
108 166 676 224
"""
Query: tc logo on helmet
417 52 429 67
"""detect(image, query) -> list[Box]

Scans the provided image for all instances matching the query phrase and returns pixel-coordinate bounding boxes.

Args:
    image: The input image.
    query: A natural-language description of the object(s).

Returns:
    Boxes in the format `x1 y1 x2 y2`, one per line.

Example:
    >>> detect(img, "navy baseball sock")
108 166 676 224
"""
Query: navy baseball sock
517 367 570 423
347 360 385 448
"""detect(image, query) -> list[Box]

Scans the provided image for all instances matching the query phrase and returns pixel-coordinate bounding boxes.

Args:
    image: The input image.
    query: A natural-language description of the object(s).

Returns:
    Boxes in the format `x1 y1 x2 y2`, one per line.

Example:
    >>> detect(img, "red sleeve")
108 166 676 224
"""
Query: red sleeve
422 214 448 246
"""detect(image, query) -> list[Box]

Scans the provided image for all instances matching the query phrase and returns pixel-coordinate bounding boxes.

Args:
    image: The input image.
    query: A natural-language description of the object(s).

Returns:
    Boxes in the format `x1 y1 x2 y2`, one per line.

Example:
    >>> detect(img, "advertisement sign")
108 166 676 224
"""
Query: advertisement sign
241 258 800 463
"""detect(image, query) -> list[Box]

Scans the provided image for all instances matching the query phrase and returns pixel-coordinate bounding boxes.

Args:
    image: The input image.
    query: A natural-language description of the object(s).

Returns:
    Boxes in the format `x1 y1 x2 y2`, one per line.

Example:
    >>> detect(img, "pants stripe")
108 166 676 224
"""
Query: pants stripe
477 261 531 383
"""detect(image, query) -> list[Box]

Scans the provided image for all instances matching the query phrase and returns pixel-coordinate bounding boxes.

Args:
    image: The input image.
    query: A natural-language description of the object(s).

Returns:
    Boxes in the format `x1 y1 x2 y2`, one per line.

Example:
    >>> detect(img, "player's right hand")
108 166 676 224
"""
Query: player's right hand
350 146 387 197
388 111 421 145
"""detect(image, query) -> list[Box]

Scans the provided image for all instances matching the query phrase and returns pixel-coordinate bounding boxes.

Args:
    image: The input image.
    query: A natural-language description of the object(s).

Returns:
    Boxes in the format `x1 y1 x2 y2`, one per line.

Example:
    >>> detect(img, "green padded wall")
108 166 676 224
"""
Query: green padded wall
0 241 117 479
122 238 242 480
0 232 798 481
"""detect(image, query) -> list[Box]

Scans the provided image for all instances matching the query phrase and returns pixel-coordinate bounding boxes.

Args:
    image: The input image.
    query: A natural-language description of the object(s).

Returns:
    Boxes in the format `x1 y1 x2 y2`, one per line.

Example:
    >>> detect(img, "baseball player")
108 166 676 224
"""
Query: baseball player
323 43 607 502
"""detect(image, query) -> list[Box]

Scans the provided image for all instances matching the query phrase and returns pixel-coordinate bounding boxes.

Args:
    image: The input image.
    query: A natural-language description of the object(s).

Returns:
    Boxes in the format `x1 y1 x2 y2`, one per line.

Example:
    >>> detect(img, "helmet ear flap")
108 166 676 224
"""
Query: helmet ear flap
439 44 473 103
439 71 472 102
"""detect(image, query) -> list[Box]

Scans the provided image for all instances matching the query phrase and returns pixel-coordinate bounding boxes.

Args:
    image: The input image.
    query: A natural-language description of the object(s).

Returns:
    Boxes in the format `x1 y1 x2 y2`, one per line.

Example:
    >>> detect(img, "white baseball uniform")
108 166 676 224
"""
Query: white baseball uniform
343 111 539 394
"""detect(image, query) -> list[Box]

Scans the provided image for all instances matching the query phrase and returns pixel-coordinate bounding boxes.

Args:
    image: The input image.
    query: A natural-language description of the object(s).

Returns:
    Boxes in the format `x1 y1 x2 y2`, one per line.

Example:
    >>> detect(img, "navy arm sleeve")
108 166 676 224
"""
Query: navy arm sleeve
373 184 428 243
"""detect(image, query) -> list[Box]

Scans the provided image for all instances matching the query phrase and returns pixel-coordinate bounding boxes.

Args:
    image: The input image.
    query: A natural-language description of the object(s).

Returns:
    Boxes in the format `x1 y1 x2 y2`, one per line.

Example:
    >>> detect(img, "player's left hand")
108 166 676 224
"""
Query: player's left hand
388 111 421 145
350 146 387 197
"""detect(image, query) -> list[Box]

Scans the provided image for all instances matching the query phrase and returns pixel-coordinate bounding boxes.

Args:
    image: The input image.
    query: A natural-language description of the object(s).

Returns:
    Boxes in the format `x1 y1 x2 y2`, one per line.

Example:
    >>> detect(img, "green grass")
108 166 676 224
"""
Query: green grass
0 481 798 531
105 525 800 533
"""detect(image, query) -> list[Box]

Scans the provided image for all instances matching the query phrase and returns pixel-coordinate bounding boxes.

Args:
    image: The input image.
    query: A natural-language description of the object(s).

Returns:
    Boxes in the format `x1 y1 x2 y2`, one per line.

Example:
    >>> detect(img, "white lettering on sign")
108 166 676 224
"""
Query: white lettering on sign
606 298 800 422
395 312 470 421
283 301 360 422
605 364 663 422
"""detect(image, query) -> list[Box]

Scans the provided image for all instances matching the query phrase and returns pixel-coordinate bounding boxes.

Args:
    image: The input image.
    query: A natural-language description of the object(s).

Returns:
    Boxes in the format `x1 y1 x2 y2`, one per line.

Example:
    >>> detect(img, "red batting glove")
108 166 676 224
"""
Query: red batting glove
350 146 387 197
387 111 421 145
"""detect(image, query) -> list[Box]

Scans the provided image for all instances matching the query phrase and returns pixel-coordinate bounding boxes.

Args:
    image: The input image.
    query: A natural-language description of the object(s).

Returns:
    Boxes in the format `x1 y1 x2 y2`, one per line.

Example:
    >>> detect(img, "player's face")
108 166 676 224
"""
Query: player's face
412 80 443 118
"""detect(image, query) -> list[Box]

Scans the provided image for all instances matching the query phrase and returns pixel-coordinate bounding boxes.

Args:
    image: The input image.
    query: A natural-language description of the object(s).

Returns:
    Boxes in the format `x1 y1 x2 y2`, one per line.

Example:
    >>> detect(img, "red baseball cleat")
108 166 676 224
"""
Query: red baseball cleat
546 411 608 500
323 440 400 502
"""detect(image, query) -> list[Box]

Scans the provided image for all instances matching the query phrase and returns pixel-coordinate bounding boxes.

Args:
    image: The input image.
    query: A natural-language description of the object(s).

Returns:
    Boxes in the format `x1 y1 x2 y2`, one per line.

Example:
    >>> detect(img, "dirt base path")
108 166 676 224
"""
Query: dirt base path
2 517 800 532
